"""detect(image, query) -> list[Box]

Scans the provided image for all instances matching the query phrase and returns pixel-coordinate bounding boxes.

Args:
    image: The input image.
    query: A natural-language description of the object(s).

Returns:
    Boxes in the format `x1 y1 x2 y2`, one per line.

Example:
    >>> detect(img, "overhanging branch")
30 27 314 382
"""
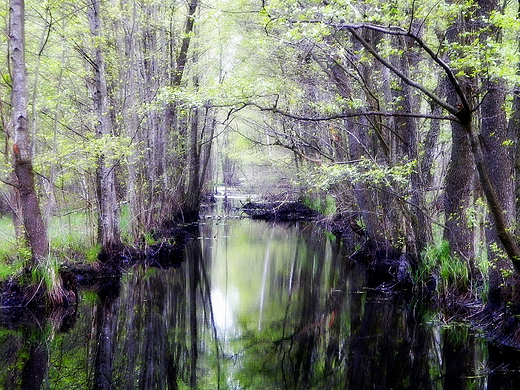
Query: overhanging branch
243 102 454 122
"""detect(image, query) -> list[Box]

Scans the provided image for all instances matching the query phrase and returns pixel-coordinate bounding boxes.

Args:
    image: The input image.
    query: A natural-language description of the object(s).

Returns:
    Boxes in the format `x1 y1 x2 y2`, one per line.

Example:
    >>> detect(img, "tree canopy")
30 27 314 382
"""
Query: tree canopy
2 0 520 308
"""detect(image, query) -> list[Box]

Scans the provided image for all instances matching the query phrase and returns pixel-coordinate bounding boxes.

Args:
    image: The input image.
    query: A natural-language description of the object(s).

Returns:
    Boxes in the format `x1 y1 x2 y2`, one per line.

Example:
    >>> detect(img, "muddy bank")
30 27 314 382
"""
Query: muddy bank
0 223 198 313
63 224 197 291
241 200 319 221
241 201 369 241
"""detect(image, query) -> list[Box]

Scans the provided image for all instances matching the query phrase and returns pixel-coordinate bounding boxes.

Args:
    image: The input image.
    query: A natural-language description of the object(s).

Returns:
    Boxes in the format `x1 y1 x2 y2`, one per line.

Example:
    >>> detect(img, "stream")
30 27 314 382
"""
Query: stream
2 209 520 389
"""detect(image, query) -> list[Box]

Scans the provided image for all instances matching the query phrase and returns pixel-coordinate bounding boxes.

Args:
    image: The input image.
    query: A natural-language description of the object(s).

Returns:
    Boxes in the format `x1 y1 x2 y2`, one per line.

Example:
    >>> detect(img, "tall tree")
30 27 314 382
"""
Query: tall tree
477 0 517 305
9 0 49 262
86 0 121 253
443 8 478 274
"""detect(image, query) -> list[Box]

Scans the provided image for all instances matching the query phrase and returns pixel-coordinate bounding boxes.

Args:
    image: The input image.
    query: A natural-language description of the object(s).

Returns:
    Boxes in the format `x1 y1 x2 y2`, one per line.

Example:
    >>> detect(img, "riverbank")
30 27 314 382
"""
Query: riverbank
2 212 519 389
1 199 520 354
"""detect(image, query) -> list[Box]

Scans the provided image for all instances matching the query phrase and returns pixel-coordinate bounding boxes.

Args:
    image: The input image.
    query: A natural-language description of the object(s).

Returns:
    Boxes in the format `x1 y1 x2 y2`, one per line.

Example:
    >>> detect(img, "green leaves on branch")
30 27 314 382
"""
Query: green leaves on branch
300 157 416 192
35 134 132 179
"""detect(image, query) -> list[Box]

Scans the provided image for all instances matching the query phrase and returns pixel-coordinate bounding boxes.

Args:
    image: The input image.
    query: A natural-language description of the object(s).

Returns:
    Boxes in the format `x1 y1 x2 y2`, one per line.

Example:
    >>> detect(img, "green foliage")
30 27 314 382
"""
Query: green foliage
30 255 61 293
48 210 99 263
81 289 100 304
0 257 26 280
0 209 101 280
302 194 336 215
416 240 469 295
231 330 286 389
143 231 157 246
301 157 416 195
85 244 101 264
0 220 31 280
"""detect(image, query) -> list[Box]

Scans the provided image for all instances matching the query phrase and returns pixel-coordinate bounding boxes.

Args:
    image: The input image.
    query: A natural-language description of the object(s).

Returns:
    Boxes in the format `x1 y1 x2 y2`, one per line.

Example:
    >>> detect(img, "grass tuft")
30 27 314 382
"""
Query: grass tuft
416 240 470 296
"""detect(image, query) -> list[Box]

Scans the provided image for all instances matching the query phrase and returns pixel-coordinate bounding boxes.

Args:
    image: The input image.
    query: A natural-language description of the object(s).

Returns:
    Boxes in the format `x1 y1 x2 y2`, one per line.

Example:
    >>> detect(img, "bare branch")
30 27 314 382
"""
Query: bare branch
329 22 471 115
243 102 454 122
345 26 460 116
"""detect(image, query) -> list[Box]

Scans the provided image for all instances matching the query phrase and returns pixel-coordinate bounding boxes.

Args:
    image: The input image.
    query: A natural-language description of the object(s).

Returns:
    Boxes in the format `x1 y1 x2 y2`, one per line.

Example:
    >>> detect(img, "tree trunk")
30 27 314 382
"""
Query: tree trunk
87 0 121 253
443 14 477 272
460 110 520 271
443 108 476 266
481 83 516 305
478 0 518 305
392 35 432 260
169 0 200 222
9 0 49 262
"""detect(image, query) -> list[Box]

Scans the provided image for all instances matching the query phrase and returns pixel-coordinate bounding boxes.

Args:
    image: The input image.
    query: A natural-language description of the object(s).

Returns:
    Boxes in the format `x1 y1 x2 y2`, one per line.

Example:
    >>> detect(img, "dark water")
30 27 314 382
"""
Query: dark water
2 216 520 389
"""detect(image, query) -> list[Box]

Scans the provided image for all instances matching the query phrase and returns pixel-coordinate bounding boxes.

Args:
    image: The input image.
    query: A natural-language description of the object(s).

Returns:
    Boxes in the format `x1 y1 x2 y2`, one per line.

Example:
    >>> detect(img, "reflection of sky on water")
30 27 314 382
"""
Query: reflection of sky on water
205 217 302 338
211 287 240 338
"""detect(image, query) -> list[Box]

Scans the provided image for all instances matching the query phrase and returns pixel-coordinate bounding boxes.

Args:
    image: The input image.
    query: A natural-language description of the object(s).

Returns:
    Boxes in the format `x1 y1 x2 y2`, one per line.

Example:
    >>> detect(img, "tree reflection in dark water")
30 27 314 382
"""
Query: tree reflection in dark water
2 219 520 388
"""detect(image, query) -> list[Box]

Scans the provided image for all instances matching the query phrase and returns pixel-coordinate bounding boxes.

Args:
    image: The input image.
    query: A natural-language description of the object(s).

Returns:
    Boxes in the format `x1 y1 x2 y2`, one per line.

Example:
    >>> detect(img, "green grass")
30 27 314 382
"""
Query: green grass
416 240 470 295
303 194 337 215
0 205 140 283
0 204 138 281
0 216 27 278
0 208 100 281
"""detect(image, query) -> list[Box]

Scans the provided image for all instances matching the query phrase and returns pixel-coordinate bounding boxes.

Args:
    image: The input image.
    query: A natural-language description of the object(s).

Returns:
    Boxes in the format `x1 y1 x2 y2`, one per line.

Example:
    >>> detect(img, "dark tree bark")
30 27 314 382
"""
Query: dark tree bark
9 0 49 262
165 0 202 222
182 106 202 222
442 13 477 270
478 0 518 305
481 83 516 304
172 0 199 86
392 35 432 260
512 87 520 238
443 95 476 268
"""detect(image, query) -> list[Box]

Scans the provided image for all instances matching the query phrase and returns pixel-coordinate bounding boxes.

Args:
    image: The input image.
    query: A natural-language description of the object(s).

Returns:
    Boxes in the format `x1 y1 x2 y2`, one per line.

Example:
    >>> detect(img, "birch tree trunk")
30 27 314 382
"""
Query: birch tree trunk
87 0 121 253
9 0 49 262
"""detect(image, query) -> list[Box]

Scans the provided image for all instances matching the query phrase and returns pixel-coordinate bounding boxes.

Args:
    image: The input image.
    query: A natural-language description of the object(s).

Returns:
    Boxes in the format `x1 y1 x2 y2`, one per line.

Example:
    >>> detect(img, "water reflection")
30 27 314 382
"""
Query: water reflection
2 217 520 388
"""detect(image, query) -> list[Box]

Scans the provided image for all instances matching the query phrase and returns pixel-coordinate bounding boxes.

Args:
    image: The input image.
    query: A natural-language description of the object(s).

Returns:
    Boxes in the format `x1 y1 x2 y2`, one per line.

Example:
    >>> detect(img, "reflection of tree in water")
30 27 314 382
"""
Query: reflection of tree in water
92 276 120 389
87 228 219 389
0 305 76 389
0 226 221 389
19 331 49 390
279 227 327 389
4 222 520 388
260 225 488 390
